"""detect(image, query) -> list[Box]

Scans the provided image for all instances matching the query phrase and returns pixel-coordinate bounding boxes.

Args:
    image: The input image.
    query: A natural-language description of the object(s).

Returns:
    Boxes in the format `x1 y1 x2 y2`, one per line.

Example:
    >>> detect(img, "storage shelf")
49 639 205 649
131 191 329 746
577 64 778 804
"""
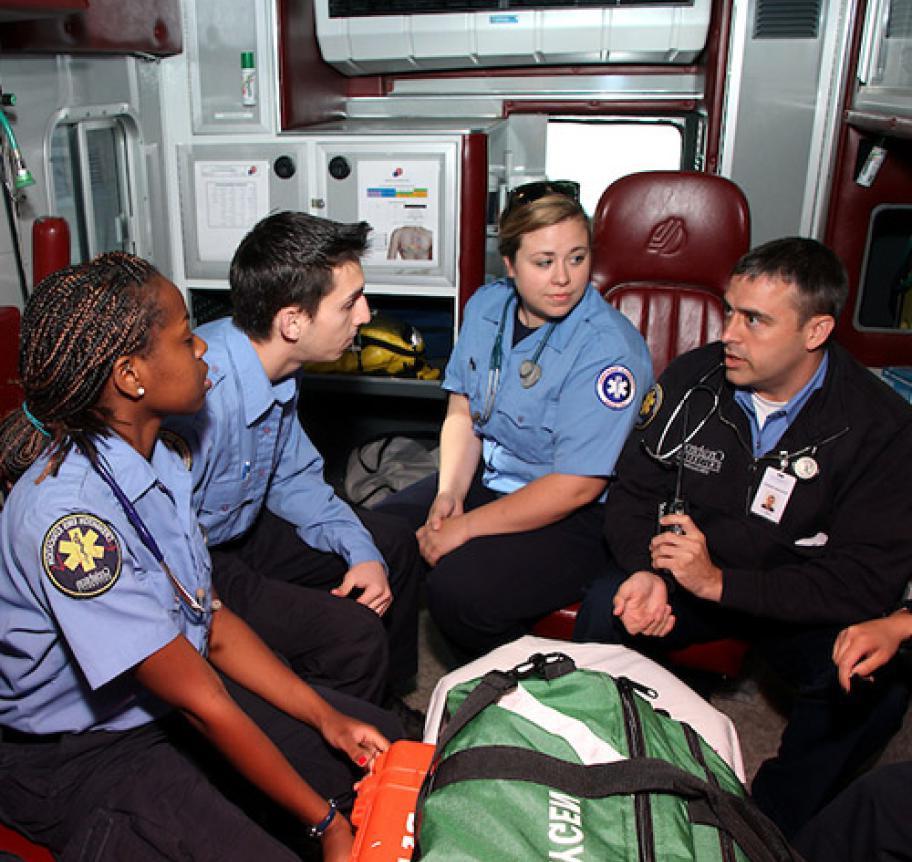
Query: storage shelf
300 373 445 400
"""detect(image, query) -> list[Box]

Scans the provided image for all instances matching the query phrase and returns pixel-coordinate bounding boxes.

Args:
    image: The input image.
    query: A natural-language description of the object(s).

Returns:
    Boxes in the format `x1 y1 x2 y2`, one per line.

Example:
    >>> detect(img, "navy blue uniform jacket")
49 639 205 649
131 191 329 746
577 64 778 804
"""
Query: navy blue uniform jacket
605 341 912 625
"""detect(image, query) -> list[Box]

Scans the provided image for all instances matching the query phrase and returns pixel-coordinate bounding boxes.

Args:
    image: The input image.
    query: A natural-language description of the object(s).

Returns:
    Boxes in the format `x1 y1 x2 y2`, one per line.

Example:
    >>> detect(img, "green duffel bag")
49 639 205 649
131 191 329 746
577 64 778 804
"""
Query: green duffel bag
415 652 802 862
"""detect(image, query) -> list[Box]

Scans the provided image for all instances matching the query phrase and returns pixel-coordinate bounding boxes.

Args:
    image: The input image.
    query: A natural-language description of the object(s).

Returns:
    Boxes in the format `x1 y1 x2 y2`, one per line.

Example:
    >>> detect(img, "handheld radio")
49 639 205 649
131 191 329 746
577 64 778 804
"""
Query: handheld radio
657 402 689 536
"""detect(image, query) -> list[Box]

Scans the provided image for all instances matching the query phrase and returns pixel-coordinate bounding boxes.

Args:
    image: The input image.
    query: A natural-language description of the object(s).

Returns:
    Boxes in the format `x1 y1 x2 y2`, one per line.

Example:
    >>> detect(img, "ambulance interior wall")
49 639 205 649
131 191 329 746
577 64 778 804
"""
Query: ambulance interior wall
0 52 171 308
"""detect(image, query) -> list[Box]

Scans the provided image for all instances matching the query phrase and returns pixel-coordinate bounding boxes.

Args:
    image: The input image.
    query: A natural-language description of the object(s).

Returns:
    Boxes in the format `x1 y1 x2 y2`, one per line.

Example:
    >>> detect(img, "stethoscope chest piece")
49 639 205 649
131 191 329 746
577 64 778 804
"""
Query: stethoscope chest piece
519 359 542 388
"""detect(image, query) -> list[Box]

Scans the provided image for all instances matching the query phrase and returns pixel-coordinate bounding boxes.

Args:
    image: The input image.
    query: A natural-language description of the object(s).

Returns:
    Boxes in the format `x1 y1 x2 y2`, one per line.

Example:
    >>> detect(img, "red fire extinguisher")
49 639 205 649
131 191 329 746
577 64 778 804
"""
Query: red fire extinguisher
32 216 70 288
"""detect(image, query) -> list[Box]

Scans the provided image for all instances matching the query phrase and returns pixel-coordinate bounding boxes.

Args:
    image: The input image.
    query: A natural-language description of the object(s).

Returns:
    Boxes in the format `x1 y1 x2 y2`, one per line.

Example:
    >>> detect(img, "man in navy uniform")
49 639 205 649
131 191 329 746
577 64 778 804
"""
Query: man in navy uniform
165 212 421 718
575 237 912 837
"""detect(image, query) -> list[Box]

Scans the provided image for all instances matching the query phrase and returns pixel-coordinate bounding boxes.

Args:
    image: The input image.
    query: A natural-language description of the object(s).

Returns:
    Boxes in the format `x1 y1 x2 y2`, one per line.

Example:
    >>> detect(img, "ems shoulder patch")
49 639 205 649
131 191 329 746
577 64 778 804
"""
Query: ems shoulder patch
636 383 664 429
42 513 122 598
158 428 193 471
595 365 636 410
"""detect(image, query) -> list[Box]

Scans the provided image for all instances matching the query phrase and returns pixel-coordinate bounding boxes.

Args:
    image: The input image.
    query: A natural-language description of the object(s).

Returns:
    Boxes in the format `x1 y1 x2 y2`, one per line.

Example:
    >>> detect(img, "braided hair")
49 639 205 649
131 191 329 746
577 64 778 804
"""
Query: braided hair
0 252 163 485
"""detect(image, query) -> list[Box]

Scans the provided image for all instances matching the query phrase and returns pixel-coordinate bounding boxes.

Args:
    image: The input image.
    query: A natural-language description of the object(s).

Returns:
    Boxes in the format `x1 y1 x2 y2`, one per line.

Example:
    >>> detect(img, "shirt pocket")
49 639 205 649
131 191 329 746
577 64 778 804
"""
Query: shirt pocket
493 393 558 463
200 477 258 533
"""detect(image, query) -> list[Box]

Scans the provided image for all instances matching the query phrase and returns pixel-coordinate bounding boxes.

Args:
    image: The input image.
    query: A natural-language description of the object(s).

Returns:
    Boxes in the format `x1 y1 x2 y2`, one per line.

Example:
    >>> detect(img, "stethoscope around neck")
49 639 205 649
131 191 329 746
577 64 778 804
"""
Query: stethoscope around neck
91 457 220 621
476 293 557 425
643 361 847 478
643 363 726 464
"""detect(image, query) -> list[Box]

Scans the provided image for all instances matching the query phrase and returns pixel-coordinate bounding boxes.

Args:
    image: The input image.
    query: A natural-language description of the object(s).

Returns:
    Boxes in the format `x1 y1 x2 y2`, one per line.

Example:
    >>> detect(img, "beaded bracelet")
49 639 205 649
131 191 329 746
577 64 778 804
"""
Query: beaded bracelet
307 799 338 839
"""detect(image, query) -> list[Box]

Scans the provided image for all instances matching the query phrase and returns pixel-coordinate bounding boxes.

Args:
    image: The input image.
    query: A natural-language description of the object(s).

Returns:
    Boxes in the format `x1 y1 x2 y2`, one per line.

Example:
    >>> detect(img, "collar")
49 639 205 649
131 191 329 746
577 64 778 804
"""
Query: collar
94 433 185 505
480 278 598 356
218 322 297 426
733 351 829 429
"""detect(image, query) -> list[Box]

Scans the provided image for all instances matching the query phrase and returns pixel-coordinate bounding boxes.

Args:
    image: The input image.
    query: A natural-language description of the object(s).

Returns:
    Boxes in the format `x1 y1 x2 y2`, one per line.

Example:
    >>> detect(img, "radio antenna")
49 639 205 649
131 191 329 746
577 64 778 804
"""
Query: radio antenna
672 400 689 502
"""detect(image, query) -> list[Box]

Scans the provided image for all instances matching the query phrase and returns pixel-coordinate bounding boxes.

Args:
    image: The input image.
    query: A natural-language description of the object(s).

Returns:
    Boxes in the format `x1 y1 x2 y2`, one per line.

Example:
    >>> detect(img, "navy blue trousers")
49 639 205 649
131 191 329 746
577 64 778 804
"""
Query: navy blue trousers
793 761 912 861
379 473 612 660
0 682 402 861
212 505 421 698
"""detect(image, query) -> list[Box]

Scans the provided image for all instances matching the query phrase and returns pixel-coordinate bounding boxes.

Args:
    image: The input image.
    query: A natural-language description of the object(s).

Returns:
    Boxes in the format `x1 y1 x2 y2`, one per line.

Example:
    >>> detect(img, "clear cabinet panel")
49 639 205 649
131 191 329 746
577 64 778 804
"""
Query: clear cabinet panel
186 0 273 134
855 0 912 117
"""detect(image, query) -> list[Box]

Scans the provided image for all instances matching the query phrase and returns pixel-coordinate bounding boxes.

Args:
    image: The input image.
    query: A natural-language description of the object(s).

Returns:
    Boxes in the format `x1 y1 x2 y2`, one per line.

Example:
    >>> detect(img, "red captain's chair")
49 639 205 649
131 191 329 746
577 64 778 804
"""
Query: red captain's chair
533 170 751 679
0 823 54 862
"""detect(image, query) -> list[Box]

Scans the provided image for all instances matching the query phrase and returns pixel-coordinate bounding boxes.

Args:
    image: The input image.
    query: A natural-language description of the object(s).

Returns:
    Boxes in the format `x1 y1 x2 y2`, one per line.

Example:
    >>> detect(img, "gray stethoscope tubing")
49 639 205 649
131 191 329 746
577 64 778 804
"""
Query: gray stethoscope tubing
477 293 556 425
91 458 219 619
644 363 725 464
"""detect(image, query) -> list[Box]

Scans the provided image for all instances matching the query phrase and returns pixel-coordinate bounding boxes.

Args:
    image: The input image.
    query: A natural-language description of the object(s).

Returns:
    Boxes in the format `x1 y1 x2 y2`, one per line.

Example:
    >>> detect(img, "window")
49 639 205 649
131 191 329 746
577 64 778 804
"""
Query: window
48 113 137 263
856 205 912 332
545 119 686 216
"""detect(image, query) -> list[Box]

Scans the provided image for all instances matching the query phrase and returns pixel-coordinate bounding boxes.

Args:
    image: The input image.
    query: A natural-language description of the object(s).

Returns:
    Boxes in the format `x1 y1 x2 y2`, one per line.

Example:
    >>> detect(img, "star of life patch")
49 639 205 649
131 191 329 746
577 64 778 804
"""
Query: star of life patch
42 513 122 598
158 428 193 471
596 365 636 410
636 383 663 429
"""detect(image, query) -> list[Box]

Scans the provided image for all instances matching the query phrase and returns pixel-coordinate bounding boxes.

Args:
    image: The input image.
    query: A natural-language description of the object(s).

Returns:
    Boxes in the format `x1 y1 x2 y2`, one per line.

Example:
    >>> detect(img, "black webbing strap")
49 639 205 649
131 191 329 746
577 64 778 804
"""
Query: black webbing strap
428 745 803 862
358 334 420 358
413 653 576 860
432 652 577 757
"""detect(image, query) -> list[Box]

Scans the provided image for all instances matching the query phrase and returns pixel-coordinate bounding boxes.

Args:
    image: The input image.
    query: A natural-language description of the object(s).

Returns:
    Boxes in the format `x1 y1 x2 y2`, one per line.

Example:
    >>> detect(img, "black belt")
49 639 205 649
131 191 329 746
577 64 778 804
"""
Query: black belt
1 727 66 745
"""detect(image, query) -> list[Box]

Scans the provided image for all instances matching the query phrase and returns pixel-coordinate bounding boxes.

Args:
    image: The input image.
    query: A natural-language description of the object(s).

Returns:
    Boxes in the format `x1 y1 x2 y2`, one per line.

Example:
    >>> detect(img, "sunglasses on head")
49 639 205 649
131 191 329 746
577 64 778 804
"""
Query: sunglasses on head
504 180 581 216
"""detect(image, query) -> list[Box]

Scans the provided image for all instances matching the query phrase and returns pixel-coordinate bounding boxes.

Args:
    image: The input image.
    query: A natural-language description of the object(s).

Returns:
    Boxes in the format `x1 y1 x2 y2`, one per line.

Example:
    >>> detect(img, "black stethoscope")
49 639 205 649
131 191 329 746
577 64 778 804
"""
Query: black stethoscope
643 361 846 480
92 458 221 621
477 293 557 425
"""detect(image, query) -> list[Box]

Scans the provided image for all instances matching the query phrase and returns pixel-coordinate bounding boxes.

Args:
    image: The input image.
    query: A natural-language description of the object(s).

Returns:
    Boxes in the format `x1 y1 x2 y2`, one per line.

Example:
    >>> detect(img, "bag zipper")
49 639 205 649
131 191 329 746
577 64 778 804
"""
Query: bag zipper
617 677 656 862
683 724 737 862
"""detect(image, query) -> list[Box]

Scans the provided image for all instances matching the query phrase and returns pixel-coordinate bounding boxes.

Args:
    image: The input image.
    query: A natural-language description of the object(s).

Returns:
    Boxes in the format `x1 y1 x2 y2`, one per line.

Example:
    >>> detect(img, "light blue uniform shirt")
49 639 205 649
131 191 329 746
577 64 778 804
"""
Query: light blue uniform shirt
165 318 381 568
0 434 211 734
445 279 653 496
734 353 829 457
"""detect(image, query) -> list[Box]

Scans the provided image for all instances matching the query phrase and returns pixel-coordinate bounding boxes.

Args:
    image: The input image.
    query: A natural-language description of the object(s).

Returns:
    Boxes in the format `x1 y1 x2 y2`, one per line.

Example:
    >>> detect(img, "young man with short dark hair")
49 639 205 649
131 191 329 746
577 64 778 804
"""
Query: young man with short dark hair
165 211 420 716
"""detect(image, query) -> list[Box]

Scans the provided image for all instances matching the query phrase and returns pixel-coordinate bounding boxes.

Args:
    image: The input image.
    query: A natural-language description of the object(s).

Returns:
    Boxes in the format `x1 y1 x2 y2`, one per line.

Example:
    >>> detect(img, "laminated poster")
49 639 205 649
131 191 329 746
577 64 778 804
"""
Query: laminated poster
358 160 439 267
194 160 270 262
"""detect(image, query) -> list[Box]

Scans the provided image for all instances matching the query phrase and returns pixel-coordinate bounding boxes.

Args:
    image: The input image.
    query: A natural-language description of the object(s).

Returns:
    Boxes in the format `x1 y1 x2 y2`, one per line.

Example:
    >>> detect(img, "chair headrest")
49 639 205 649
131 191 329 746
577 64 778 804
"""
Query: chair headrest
591 171 751 297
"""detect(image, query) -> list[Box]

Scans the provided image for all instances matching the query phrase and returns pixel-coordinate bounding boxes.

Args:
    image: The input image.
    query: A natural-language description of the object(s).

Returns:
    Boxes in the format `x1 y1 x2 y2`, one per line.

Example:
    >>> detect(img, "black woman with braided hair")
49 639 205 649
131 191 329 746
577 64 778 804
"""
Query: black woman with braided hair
0 252 400 862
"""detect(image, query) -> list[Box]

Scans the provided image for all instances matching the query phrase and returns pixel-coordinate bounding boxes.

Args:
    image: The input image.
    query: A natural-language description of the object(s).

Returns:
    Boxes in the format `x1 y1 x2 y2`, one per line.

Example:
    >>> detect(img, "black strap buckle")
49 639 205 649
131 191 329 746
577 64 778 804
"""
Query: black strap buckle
511 652 576 682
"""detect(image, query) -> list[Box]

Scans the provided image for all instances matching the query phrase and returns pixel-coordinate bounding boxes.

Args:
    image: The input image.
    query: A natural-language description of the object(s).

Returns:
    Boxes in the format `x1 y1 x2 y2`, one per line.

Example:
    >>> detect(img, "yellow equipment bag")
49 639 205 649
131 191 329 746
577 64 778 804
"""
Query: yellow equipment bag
304 313 441 380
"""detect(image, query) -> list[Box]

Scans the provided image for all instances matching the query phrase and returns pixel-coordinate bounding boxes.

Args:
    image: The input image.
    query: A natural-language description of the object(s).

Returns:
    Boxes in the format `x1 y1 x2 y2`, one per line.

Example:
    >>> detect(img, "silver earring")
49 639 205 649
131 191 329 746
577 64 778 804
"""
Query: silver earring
136 386 145 397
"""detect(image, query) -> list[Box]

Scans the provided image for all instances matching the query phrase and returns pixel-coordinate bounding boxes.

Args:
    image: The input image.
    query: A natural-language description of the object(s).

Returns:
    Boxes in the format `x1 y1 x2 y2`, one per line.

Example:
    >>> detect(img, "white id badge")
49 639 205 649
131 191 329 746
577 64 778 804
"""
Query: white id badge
750 467 796 524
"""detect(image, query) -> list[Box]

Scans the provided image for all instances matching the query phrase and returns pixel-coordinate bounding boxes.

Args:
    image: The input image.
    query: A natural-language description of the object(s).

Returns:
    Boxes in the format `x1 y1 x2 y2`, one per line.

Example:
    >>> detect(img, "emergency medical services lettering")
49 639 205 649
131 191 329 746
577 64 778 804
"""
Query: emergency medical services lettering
74 569 115 592
683 443 725 475
547 790 584 861
42 512 122 598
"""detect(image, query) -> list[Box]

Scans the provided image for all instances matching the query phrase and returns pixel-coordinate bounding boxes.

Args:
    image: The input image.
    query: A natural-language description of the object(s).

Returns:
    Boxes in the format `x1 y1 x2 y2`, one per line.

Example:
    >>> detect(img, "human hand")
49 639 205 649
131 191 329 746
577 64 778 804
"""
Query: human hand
417 514 469 566
614 570 675 637
650 514 723 602
833 611 912 692
425 492 462 531
331 561 392 616
320 710 390 770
